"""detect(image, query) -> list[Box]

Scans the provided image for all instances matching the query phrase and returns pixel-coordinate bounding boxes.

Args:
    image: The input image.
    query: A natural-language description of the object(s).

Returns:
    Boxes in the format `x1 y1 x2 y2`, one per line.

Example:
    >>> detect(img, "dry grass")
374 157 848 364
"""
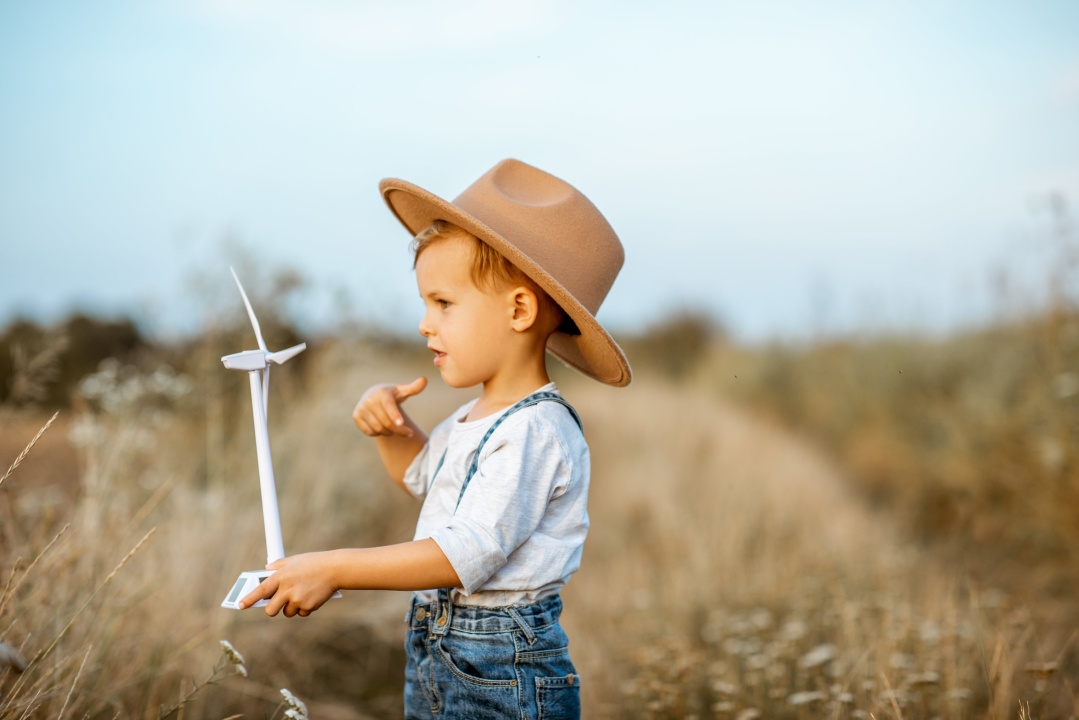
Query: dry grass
563 378 1075 719
0 322 1074 717
697 306 1079 634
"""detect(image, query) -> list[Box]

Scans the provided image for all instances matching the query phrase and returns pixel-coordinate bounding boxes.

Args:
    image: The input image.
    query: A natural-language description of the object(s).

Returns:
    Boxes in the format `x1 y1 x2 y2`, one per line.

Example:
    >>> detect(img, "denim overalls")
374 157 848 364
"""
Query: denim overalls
404 391 582 720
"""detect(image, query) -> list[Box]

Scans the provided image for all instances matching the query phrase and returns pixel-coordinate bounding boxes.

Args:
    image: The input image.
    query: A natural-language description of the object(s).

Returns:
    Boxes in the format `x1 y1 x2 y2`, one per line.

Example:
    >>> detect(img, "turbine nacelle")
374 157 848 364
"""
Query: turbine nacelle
221 344 307 372
222 349 271 372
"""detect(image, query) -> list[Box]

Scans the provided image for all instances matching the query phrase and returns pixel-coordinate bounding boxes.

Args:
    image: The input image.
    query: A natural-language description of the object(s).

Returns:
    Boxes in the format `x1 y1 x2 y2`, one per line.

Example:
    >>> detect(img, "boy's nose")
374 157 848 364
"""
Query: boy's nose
418 315 433 338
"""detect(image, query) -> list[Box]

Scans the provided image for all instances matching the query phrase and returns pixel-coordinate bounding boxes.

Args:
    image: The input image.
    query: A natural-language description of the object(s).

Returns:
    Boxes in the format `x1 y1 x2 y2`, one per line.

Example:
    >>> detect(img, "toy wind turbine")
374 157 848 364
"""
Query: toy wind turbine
219 268 340 609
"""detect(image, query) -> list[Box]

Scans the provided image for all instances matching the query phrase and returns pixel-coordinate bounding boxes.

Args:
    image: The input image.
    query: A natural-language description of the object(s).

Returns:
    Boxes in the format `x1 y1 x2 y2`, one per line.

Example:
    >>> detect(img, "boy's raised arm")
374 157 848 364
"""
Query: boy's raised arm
353 377 429 489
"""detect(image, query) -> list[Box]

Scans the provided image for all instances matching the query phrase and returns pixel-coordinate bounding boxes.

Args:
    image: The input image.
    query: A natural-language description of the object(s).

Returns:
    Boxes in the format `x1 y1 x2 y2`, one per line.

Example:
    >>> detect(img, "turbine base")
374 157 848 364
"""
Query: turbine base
221 569 343 610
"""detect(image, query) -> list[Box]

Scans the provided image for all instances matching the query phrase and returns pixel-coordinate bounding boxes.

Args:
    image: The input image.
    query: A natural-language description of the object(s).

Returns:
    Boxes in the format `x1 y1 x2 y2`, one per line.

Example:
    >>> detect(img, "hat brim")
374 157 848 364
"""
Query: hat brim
380 177 631 387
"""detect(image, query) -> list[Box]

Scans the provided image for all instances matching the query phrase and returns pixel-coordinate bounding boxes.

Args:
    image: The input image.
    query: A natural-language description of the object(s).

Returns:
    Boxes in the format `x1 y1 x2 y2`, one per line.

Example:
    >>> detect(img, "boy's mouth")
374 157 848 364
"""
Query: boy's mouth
429 347 446 366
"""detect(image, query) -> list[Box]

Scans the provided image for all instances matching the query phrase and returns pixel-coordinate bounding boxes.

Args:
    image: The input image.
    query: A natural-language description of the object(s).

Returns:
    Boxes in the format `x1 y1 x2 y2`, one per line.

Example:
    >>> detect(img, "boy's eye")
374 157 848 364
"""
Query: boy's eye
437 299 450 309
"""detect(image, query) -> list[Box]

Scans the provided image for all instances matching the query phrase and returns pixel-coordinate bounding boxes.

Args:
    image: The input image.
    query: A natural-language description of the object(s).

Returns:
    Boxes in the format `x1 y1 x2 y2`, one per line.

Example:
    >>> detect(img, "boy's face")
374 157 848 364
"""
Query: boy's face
415 236 515 389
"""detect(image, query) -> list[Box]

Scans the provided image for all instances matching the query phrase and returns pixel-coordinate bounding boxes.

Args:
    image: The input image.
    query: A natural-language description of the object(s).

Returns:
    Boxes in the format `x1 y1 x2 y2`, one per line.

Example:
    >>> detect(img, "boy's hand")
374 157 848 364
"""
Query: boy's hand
353 377 427 437
238 552 340 618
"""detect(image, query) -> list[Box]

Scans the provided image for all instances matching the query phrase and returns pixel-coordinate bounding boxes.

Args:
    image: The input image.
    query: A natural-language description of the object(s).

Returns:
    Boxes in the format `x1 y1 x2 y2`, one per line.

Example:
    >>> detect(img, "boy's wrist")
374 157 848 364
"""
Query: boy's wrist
326 548 351 588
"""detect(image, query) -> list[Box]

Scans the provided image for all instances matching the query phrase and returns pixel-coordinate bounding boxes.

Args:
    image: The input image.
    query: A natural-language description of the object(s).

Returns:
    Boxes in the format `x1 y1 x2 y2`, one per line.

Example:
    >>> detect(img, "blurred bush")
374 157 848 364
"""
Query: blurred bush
0 315 145 408
619 309 726 381
701 307 1079 629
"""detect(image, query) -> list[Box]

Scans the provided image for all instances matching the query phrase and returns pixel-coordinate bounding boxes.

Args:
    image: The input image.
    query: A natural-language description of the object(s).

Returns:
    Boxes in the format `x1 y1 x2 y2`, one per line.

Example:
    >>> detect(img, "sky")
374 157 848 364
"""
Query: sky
2 1 1078 342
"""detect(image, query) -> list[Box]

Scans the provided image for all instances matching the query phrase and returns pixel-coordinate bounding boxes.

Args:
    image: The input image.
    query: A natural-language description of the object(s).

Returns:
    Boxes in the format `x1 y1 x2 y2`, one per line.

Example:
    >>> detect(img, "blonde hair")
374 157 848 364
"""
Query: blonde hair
411 220 579 335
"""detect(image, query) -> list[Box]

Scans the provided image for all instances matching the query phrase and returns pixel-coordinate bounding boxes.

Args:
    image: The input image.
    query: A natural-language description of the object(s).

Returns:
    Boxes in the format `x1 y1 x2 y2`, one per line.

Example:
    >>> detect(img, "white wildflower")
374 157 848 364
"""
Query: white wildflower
788 691 826 706
781 619 807 641
907 670 940 686
1054 371 1079 399
746 653 770 671
879 689 911 706
219 639 245 666
749 608 773 630
889 651 914 670
799 643 837 670
77 359 191 416
0 641 28 673
722 638 745 656
712 680 738 696
284 710 305 720
280 688 308 718
945 687 972 702
67 414 101 448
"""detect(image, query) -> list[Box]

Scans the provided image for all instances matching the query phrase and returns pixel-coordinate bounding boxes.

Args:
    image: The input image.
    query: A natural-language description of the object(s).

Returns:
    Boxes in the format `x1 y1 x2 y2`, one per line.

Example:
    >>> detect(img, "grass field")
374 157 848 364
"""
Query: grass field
1 302 1077 717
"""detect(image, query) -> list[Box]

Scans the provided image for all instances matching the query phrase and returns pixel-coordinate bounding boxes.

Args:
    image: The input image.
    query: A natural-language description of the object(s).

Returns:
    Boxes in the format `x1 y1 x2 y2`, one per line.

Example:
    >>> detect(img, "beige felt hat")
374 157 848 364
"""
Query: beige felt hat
380 158 631 387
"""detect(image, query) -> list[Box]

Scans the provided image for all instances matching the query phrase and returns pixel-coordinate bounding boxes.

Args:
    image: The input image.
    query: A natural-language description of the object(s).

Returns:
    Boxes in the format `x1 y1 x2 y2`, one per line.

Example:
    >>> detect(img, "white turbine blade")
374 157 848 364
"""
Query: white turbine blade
230 267 267 352
268 343 306 365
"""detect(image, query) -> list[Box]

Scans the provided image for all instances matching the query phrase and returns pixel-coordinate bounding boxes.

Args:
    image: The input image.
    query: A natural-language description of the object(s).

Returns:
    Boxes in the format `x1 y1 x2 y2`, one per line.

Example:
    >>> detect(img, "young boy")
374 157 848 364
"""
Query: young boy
239 159 631 719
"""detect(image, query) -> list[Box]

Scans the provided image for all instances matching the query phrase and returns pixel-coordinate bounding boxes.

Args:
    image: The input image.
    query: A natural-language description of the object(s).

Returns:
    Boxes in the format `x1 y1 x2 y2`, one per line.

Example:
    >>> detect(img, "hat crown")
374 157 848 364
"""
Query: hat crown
490 160 575 205
452 159 623 315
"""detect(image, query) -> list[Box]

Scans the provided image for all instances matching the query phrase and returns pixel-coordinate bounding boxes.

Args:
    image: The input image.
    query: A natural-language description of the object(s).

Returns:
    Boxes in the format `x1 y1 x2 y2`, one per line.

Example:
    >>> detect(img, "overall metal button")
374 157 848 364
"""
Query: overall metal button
415 607 428 622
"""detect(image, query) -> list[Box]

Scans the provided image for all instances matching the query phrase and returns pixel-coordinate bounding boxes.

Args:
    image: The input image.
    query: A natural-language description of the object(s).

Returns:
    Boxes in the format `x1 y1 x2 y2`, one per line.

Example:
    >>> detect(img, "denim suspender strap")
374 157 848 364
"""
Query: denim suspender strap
452 391 582 512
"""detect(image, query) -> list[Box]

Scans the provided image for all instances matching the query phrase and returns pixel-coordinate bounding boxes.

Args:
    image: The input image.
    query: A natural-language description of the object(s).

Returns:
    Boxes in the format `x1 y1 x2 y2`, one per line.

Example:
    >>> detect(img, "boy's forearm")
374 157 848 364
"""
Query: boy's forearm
329 539 460 590
238 539 460 614
375 427 428 489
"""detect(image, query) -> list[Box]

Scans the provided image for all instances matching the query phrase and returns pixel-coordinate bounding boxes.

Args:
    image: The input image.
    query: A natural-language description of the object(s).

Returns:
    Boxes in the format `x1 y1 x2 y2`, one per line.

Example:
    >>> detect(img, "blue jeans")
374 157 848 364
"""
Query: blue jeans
404 589 581 719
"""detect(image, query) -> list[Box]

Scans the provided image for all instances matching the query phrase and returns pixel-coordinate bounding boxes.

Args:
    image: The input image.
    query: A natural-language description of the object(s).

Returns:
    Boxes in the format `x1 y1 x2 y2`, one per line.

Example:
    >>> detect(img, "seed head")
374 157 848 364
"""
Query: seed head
219 640 246 667
907 670 941 687
799 643 836 670
788 691 827 706
280 688 309 718
0 642 28 673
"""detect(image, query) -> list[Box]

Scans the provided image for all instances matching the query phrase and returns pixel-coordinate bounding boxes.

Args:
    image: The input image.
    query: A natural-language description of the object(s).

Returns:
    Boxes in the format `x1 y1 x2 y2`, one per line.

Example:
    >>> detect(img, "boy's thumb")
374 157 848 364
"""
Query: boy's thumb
394 376 427 402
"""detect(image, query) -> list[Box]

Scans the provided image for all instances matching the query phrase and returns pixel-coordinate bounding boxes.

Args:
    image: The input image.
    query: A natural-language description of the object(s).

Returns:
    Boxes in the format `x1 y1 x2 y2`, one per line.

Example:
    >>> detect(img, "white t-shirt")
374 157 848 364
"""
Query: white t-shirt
403 383 590 607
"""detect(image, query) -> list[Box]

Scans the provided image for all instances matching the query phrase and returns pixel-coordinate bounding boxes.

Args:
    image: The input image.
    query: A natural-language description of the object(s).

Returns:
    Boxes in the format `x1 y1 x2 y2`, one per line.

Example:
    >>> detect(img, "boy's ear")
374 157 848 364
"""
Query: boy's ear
508 286 539 332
